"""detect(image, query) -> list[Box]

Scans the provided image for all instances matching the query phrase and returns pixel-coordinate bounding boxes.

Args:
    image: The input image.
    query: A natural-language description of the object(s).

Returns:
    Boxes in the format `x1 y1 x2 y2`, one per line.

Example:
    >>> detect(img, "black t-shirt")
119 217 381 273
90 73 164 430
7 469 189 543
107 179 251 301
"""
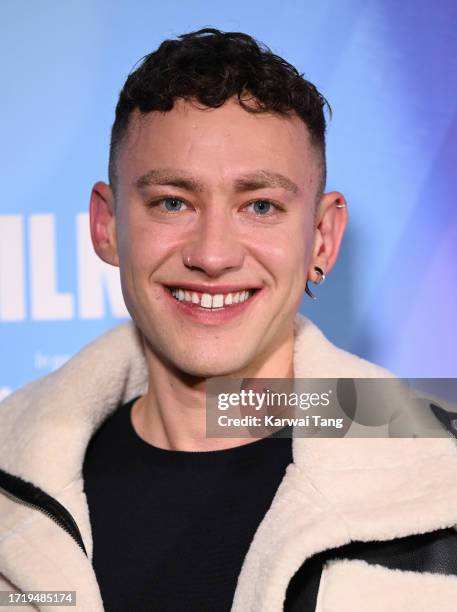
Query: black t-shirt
83 397 293 612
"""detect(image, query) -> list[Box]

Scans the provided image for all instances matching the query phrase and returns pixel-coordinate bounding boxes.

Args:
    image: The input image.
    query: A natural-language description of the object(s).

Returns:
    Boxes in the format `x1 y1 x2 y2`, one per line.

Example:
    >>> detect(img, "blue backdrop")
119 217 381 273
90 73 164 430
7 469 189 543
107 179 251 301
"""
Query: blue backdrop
1 0 456 398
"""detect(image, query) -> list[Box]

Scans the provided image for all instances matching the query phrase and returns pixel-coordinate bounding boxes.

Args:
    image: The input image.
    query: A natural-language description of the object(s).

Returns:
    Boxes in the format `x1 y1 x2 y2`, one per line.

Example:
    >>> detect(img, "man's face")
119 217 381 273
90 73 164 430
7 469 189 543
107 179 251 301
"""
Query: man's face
109 98 321 376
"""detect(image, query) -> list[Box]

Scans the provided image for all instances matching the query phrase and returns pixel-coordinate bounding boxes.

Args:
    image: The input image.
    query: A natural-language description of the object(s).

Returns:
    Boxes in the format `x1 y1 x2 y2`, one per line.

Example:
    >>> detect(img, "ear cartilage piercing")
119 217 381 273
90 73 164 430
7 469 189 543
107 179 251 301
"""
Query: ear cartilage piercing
335 203 346 208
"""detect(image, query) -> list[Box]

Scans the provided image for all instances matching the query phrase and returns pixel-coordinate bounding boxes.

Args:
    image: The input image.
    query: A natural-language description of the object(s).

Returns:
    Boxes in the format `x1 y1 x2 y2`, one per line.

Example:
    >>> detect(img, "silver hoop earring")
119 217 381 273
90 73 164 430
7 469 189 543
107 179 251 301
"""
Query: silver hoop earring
305 266 326 300
314 266 325 284
335 203 346 208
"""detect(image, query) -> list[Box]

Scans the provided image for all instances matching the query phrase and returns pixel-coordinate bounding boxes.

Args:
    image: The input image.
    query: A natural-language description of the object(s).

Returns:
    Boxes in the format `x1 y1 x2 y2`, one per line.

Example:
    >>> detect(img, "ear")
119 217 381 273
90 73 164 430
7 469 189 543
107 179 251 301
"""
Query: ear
308 191 348 282
89 181 119 267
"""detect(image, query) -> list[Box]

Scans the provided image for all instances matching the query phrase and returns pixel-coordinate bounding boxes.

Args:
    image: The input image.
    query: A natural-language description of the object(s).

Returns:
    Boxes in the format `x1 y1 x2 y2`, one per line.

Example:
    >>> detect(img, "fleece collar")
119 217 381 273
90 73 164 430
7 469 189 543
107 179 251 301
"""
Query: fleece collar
1 314 457 611
0 313 396 494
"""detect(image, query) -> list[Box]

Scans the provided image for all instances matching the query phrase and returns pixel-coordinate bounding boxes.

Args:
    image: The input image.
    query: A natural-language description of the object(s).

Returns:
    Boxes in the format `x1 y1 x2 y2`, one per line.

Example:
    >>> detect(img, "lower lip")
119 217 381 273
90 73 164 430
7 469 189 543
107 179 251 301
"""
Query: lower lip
163 287 261 325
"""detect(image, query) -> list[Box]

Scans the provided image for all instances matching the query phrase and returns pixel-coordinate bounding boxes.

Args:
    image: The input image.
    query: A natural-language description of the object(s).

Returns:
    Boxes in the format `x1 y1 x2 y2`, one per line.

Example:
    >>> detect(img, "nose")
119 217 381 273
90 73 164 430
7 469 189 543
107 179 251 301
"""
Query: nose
182 209 245 277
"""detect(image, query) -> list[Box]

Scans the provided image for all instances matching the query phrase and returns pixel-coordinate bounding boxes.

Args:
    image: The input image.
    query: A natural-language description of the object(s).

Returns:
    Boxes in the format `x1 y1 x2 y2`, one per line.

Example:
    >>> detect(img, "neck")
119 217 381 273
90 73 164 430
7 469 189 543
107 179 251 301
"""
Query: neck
131 332 294 452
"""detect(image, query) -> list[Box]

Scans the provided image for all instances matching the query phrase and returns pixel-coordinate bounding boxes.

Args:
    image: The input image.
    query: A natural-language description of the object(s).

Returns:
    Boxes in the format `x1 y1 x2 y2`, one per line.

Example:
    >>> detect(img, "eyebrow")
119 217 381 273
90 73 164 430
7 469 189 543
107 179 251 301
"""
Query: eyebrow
135 168 299 195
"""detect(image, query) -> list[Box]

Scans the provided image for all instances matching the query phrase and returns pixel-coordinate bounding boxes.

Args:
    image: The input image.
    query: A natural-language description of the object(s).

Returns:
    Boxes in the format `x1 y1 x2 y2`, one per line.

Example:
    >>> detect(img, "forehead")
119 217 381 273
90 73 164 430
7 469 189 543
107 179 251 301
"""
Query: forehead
117 98 320 191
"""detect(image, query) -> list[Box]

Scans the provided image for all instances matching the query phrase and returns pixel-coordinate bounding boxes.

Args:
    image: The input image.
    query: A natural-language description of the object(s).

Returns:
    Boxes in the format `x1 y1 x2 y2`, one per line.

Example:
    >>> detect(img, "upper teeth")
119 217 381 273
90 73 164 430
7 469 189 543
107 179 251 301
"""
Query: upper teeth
171 288 252 309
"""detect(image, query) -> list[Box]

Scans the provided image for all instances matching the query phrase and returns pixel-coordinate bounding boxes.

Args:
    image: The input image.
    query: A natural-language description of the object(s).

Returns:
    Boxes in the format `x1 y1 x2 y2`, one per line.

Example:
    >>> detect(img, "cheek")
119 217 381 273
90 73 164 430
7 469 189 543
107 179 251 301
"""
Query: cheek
243 222 309 282
117 226 153 272
116 210 181 272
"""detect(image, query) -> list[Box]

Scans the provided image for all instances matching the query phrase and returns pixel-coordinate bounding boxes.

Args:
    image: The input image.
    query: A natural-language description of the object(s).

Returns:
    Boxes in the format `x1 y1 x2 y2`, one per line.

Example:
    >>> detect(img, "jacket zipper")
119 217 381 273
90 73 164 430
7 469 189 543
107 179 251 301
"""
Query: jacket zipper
0 469 87 556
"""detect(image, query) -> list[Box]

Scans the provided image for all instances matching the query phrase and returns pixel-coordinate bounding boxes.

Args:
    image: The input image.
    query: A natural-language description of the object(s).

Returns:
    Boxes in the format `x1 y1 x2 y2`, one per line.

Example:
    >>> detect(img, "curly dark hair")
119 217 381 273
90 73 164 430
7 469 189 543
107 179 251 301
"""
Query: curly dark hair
109 28 331 193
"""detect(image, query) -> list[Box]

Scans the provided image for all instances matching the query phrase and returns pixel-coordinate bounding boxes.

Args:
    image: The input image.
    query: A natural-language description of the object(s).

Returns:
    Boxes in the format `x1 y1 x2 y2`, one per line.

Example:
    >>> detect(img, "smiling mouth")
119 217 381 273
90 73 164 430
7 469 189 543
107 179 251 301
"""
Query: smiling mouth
168 287 258 310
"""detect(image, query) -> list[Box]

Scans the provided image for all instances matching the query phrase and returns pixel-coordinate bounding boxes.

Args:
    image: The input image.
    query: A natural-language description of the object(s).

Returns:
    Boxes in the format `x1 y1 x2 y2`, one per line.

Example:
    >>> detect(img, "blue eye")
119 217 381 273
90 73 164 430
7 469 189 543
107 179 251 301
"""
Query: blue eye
249 200 273 215
161 198 187 212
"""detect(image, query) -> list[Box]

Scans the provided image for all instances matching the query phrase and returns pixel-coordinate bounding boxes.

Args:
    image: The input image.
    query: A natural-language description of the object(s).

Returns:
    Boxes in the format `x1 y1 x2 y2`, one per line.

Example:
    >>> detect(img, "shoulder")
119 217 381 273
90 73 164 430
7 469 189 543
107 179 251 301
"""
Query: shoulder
0 321 145 414
0 321 148 488
292 314 457 437
293 314 394 379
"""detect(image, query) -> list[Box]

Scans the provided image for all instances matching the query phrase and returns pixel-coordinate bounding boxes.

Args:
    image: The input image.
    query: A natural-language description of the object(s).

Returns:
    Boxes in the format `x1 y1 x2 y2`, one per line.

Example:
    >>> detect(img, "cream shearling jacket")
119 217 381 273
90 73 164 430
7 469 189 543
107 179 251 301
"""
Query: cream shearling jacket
1 314 457 611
